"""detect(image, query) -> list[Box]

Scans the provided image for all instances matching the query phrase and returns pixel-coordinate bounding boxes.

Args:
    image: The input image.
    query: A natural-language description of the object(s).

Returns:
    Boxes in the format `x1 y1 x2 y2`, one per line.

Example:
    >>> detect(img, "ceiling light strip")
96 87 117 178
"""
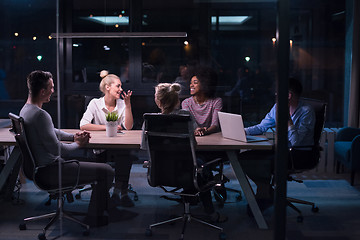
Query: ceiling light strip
50 32 187 38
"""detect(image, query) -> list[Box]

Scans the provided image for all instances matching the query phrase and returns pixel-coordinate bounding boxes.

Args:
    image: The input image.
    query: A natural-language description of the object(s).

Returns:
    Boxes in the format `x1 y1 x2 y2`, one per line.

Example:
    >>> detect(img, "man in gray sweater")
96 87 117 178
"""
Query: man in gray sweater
20 70 114 227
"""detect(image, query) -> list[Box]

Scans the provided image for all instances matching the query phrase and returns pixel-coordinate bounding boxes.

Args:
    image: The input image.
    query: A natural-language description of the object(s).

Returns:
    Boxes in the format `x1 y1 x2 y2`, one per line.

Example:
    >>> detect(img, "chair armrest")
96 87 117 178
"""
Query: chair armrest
198 157 223 175
336 127 360 141
290 145 322 152
197 157 226 192
200 157 222 168
36 160 81 191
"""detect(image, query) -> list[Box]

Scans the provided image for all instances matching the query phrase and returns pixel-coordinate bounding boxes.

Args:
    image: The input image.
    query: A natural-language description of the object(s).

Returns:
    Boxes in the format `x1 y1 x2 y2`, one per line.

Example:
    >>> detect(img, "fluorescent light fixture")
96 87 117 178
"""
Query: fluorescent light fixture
82 16 129 26
211 16 250 25
50 32 187 39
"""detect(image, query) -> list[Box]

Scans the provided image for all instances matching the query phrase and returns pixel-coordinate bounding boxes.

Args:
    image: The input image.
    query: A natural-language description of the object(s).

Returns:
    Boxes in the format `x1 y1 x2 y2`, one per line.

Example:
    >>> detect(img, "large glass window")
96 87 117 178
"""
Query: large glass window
72 38 129 84
0 0 347 127
210 6 277 124
0 0 352 238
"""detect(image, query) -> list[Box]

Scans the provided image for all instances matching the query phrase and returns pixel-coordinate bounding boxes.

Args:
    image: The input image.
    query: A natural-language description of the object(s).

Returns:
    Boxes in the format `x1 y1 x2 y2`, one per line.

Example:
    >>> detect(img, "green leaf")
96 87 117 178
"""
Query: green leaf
105 112 119 121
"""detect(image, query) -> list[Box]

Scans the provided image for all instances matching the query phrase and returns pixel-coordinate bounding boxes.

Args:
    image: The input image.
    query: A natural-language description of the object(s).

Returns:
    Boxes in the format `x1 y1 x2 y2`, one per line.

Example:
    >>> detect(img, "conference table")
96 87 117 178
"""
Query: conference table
0 128 273 229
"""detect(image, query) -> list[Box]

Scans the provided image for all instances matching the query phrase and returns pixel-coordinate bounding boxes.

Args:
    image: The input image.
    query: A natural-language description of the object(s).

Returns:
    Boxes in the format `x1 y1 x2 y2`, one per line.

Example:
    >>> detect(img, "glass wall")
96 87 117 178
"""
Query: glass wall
0 0 57 118
0 0 349 237
0 0 346 129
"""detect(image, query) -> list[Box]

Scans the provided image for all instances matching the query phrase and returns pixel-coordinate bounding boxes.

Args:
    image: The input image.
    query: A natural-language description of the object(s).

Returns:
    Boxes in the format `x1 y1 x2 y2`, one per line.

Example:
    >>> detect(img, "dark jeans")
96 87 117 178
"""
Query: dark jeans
37 159 114 217
64 148 133 194
98 150 133 192
194 151 228 215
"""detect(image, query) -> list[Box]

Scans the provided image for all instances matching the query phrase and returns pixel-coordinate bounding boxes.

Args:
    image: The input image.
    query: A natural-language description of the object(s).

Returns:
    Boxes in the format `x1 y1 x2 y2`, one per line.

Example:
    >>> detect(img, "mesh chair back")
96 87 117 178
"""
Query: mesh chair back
289 99 327 171
9 113 82 192
301 98 327 146
143 113 199 190
8 113 36 181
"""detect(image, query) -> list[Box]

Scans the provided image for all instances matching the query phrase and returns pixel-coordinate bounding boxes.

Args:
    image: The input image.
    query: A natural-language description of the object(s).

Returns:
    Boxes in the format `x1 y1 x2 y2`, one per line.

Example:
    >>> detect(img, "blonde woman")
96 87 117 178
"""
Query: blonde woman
141 83 185 150
80 70 135 207
80 70 133 131
154 82 182 114
141 83 227 223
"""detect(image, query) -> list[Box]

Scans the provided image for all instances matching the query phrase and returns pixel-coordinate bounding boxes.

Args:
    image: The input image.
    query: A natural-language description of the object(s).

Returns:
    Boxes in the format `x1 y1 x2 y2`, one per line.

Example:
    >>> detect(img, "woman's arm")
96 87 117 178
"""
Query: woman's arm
80 123 106 131
80 99 101 130
122 90 134 130
209 97 222 133
194 125 219 136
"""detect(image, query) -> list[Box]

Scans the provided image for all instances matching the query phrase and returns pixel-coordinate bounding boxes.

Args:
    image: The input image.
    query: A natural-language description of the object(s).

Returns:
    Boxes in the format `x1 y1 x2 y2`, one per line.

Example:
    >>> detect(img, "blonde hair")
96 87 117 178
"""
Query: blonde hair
99 70 120 94
155 83 181 114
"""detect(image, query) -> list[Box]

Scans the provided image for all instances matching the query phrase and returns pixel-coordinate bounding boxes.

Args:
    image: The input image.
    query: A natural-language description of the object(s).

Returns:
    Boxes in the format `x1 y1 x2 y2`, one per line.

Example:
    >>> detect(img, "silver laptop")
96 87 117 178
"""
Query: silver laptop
218 112 268 142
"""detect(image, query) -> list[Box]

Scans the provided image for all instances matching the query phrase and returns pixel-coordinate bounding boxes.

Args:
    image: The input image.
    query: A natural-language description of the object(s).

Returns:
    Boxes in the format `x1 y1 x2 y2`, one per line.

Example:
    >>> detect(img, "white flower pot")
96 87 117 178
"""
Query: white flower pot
106 121 118 137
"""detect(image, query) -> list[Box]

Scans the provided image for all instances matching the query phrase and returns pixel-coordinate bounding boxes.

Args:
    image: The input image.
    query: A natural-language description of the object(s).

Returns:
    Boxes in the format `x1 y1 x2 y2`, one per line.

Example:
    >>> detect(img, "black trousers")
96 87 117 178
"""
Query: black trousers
97 150 133 192
37 159 114 217
194 151 228 215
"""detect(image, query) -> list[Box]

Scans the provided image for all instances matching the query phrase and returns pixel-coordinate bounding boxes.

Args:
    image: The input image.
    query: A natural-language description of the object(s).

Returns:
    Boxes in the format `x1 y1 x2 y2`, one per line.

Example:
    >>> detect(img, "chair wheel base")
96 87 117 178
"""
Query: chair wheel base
38 233 46 240
83 229 90 236
145 228 152 237
19 223 26 230
236 194 242 201
312 206 319 213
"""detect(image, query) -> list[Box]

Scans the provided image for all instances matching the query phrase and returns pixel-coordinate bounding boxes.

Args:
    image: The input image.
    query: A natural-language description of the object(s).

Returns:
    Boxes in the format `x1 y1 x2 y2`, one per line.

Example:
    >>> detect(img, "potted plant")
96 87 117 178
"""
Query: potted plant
105 112 119 137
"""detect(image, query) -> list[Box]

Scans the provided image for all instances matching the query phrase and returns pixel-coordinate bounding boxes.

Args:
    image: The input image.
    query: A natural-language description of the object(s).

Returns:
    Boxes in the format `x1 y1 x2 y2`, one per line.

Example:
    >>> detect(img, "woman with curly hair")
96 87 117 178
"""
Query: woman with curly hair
181 66 222 136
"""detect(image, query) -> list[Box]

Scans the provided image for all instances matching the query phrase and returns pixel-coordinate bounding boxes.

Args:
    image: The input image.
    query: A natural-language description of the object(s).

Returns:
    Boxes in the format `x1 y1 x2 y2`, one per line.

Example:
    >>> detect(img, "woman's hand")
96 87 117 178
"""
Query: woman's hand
122 90 133 106
117 125 123 131
74 131 91 147
194 127 207 136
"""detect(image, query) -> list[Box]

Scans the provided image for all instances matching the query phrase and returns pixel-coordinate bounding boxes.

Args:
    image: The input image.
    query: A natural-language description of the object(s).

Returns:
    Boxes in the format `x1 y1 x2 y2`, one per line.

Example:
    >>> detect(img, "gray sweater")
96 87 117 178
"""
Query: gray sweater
20 104 79 166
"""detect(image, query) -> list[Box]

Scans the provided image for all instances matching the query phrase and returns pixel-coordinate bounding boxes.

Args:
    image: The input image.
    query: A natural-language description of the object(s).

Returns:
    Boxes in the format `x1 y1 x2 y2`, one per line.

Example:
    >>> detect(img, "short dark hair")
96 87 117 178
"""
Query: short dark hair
191 66 218 98
27 70 53 98
288 77 303 97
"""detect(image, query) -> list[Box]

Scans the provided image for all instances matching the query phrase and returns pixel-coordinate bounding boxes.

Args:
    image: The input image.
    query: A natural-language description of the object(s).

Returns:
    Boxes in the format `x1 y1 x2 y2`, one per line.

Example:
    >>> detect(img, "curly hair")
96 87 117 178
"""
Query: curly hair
190 66 218 98
155 83 181 114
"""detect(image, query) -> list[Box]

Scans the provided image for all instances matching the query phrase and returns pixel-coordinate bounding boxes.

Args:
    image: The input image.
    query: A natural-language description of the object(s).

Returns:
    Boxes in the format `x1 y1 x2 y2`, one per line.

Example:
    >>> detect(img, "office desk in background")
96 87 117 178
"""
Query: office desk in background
0 128 272 229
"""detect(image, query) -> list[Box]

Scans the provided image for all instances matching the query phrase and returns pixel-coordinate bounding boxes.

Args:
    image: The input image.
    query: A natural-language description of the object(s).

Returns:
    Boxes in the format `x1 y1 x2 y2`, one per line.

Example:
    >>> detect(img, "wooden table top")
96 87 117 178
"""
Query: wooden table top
0 128 273 151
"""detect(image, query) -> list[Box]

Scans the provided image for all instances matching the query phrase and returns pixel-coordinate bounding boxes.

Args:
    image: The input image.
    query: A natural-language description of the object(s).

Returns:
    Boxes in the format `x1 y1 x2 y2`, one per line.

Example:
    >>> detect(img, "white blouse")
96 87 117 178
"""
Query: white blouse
80 97 129 129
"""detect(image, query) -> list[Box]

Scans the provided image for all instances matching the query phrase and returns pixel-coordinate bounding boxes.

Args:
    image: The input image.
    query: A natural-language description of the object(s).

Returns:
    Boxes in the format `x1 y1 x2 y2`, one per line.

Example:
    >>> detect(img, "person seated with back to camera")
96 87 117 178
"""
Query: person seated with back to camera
80 70 135 208
141 82 227 223
240 77 315 213
20 70 114 227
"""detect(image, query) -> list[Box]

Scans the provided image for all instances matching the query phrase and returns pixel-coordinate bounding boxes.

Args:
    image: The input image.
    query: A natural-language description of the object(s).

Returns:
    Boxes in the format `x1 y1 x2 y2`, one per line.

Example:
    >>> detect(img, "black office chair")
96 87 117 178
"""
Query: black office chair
8 113 90 240
143 113 226 240
287 98 327 222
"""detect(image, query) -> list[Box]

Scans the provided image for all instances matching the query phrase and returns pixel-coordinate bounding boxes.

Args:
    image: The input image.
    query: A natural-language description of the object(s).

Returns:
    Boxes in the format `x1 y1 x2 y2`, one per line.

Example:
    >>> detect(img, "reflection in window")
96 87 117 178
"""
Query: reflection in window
72 39 129 84
141 39 190 84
